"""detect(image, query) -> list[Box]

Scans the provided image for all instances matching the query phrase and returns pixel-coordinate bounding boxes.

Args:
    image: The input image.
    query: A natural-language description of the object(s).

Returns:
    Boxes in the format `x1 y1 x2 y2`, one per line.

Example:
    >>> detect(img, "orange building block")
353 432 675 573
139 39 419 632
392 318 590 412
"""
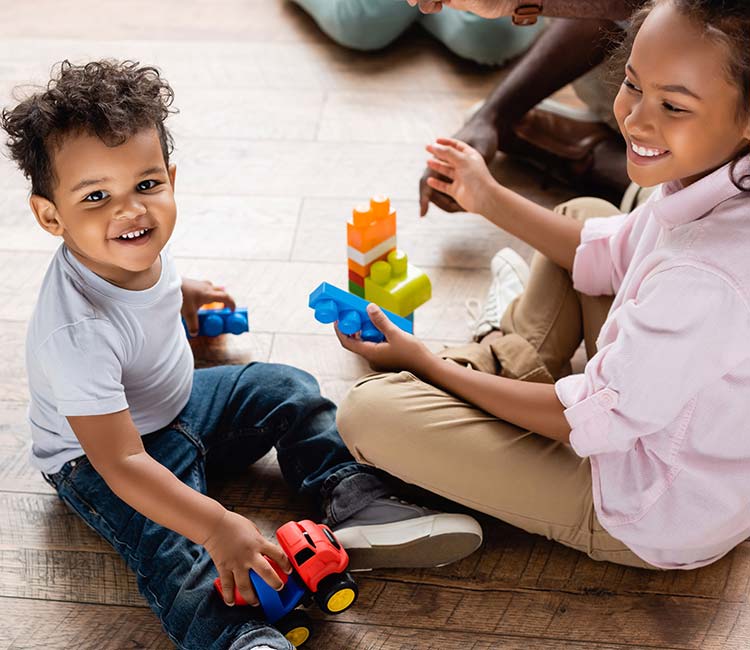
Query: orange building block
347 195 397 253
347 251 393 278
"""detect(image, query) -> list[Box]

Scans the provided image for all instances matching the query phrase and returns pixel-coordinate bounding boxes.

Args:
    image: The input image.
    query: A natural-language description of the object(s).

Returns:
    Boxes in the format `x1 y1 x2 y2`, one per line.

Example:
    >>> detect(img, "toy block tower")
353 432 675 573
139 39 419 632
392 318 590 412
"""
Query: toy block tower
346 195 396 298
346 195 431 324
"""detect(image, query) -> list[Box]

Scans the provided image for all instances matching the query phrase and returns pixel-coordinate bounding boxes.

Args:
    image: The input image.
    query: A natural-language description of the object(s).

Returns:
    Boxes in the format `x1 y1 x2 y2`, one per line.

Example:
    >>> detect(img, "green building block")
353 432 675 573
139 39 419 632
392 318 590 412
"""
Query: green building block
348 280 365 298
364 250 431 318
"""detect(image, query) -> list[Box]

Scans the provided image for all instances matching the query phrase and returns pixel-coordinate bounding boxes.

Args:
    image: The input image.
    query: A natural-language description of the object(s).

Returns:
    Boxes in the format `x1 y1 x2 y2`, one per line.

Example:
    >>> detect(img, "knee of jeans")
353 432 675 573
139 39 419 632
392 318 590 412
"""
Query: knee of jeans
425 14 542 66
292 0 409 51
259 363 321 398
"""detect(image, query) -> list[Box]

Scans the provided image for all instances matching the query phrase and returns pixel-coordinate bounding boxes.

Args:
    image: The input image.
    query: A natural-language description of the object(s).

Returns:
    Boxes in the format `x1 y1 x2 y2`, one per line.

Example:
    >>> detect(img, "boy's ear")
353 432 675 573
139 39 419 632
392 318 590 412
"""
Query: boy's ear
168 163 176 190
29 195 64 237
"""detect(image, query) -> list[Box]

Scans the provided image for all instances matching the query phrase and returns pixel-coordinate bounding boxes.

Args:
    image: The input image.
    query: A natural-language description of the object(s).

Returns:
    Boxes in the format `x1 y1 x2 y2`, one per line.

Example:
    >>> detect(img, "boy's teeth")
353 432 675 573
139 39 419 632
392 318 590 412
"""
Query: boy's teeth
119 228 148 240
631 142 666 157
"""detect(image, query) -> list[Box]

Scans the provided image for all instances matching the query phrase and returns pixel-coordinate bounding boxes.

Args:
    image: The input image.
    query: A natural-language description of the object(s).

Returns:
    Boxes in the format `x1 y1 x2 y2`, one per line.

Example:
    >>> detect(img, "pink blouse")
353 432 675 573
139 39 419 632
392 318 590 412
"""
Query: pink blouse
556 157 750 569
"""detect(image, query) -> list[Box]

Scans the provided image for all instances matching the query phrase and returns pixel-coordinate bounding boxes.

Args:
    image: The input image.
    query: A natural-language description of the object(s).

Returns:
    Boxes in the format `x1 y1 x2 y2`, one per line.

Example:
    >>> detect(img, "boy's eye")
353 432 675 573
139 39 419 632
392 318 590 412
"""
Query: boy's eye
623 78 641 92
84 190 109 202
137 179 160 191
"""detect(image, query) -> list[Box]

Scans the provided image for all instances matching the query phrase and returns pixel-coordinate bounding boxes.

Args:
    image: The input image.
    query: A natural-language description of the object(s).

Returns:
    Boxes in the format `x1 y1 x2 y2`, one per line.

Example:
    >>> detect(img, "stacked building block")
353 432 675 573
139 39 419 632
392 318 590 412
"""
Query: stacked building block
346 195 431 323
347 195 396 298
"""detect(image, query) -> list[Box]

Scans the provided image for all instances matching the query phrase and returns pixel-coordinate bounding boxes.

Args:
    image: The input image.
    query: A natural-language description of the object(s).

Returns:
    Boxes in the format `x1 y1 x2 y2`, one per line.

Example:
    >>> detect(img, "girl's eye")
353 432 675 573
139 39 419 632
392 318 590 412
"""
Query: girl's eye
623 78 641 92
663 102 687 114
84 190 109 203
137 179 160 191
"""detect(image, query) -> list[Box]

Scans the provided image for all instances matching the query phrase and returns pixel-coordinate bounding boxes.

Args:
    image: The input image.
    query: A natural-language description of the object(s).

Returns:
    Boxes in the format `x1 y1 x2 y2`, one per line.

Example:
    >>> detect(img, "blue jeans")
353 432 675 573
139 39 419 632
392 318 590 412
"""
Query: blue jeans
43 363 388 650
292 0 543 66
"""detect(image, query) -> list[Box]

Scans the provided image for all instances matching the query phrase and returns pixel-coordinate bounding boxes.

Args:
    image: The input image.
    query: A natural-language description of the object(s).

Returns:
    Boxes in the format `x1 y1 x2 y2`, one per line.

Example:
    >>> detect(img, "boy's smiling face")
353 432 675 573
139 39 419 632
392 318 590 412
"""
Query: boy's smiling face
31 127 176 290
613 1 750 188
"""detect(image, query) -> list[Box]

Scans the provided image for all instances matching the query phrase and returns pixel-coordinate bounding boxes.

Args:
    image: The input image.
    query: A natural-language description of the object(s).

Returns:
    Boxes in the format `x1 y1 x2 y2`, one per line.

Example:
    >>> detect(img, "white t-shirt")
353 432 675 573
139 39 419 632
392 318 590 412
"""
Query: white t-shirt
26 244 194 474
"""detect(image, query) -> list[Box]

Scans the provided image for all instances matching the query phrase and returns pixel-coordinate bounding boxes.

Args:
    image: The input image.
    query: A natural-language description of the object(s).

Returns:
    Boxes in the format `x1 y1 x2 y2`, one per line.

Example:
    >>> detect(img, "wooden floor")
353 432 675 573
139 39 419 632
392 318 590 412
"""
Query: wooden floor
2 2 749 649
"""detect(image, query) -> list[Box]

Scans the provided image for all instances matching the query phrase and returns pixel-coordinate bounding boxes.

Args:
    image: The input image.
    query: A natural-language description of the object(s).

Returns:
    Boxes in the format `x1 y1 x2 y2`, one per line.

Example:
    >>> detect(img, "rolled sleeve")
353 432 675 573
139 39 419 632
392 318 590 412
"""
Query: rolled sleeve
556 264 750 457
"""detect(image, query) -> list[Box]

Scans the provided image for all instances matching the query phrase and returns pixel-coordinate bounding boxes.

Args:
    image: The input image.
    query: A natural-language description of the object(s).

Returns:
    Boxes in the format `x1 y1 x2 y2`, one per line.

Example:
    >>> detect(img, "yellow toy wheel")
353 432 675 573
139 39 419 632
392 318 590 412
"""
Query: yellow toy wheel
326 587 356 613
314 572 359 615
285 626 310 647
277 610 313 648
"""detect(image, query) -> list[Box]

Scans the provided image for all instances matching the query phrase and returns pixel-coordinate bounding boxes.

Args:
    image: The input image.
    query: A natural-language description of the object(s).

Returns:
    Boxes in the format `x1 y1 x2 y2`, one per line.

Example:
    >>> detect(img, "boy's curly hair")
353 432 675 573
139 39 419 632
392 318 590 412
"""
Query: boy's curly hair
1 59 176 200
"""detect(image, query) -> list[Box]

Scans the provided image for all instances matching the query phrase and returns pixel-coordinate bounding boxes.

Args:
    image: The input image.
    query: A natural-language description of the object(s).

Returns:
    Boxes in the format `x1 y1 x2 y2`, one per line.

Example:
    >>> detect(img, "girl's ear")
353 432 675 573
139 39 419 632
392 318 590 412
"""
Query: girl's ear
29 195 64 237
168 163 176 190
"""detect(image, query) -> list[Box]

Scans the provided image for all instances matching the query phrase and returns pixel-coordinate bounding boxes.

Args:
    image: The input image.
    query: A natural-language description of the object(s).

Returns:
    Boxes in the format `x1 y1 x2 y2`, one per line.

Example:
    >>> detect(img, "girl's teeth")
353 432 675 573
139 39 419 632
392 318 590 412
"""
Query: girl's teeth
631 142 666 157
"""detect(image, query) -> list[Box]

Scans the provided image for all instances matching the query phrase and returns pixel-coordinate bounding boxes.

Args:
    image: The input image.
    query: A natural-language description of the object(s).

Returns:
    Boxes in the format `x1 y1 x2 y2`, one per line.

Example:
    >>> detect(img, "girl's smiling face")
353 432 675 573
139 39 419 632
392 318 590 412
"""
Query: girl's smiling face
613 1 750 188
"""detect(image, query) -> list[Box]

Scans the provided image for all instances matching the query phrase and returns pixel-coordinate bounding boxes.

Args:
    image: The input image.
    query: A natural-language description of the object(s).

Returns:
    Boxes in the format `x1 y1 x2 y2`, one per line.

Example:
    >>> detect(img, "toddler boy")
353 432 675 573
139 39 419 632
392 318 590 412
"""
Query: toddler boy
1 60 482 649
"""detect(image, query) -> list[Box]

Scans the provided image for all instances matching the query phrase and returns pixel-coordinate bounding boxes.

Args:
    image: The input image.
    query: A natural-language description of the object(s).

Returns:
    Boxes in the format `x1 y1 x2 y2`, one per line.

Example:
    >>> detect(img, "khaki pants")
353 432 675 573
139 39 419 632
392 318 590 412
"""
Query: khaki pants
337 198 657 569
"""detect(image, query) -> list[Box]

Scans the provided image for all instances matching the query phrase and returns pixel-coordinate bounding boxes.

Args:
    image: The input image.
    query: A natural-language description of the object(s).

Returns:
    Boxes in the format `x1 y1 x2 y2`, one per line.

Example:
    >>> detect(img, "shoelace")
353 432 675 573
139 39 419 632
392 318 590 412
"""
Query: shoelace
465 298 482 329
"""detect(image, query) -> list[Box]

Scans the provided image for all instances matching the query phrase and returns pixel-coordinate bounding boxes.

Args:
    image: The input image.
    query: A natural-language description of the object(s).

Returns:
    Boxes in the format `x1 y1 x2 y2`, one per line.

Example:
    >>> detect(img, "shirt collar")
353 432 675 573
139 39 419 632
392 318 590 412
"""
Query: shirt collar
651 155 750 229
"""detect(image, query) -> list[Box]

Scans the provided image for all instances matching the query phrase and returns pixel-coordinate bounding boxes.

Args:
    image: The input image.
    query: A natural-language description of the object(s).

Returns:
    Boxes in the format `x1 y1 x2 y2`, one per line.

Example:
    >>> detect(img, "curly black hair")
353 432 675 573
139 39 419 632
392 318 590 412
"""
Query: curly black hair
1 59 176 200
610 0 750 189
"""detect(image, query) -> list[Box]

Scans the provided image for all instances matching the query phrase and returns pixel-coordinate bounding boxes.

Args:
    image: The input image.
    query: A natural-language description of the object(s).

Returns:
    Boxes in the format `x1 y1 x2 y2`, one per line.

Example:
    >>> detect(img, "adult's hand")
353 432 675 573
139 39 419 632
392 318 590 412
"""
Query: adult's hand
419 115 498 216
406 0 516 18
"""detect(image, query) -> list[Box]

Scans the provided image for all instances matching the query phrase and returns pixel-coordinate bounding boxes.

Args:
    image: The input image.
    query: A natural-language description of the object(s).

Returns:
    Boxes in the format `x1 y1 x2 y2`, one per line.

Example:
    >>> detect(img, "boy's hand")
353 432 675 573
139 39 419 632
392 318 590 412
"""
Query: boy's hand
203 510 293 607
335 303 435 374
181 278 236 337
425 138 498 216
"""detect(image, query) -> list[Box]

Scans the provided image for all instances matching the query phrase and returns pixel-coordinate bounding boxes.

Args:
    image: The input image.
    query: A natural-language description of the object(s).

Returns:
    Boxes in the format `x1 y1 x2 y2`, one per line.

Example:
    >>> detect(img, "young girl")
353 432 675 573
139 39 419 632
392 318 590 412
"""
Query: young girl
334 0 750 570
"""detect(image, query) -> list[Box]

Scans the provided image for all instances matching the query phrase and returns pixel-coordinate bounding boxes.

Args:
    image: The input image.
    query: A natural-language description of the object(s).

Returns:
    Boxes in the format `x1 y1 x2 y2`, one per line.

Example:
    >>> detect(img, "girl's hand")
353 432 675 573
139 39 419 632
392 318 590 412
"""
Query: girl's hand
335 303 435 374
181 278 236 337
425 137 498 216
203 510 293 607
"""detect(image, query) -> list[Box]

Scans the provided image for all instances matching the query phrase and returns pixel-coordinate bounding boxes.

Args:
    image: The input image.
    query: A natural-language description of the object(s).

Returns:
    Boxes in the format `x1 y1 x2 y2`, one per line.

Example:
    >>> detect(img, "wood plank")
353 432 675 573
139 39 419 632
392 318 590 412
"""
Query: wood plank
2 595 684 650
0 38 502 96
3 490 750 610
0 535 737 650
1 0 325 44
0 596 170 650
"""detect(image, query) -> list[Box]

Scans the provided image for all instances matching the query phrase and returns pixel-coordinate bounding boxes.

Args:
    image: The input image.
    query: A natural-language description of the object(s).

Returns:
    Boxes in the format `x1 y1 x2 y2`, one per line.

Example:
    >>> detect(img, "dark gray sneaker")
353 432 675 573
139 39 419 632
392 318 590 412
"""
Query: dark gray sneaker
333 496 483 571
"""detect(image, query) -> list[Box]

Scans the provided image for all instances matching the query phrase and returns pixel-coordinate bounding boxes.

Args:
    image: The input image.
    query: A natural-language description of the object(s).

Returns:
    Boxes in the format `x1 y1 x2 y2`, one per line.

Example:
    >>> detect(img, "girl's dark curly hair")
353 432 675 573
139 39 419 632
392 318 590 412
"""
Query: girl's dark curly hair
1 59 176 200
611 0 750 190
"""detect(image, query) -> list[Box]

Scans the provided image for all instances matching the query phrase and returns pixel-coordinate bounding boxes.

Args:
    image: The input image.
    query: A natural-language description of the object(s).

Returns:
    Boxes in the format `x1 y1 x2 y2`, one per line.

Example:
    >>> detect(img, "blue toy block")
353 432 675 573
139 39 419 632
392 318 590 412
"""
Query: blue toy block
184 305 249 338
250 569 307 624
308 282 413 343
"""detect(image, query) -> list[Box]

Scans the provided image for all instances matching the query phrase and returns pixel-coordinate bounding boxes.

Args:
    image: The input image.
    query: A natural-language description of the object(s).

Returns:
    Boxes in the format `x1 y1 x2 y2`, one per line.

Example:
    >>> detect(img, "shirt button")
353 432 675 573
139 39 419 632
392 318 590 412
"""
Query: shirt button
598 392 614 408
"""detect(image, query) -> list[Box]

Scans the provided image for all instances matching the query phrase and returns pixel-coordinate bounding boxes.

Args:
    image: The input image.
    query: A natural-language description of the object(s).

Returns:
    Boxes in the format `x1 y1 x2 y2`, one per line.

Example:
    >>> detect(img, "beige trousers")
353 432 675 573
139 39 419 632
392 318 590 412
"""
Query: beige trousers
337 197 657 569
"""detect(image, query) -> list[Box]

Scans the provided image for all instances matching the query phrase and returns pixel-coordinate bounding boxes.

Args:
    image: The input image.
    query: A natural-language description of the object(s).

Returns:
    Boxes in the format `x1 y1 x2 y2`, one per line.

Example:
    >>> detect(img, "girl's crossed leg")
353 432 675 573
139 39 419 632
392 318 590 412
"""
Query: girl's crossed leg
337 198 656 570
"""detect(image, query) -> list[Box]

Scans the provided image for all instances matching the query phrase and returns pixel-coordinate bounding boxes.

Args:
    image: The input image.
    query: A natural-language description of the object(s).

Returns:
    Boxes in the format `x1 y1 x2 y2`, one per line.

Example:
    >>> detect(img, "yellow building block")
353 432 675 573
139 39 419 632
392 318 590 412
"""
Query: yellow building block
364 250 431 318
347 195 397 253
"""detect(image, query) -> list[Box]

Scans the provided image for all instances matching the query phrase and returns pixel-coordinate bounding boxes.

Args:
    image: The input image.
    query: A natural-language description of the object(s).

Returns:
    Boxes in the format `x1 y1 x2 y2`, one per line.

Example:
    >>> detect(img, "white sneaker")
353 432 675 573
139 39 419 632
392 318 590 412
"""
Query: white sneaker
467 247 530 341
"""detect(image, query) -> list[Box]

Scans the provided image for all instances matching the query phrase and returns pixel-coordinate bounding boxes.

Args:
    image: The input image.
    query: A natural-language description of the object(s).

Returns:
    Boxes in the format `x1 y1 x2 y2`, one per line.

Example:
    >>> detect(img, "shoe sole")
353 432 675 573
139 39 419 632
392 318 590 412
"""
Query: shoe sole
335 514 483 571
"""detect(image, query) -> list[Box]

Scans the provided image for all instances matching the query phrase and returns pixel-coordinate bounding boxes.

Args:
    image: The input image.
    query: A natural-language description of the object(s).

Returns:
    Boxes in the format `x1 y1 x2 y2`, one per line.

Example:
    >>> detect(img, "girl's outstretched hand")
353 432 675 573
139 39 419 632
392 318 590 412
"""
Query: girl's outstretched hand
425 137 497 216
335 303 436 374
